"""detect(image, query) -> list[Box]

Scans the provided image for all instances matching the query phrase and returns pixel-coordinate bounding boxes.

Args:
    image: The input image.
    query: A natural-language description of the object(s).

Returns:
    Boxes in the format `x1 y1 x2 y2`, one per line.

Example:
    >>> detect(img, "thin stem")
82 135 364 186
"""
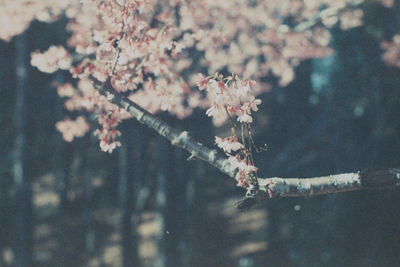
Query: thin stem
244 123 258 188
110 49 121 75
110 0 127 75
224 106 238 139
247 123 267 153
240 123 245 146
245 123 251 153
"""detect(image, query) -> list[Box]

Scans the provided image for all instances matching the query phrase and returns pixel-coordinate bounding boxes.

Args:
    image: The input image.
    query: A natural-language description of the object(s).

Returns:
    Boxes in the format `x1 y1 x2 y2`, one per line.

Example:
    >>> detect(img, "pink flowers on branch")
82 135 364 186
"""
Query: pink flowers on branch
198 73 262 188
94 110 123 153
55 116 90 142
381 35 400 68
31 46 72 74
5 0 397 159
197 74 261 126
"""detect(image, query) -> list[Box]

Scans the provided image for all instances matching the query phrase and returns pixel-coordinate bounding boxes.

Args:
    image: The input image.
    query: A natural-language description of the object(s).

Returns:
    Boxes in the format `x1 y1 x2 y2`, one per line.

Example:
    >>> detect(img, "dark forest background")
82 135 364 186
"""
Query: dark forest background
1 2 400 267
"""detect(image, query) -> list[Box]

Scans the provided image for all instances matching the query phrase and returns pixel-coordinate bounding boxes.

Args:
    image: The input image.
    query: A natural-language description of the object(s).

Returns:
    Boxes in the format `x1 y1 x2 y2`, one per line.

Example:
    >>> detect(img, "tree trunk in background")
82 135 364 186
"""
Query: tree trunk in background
130 123 148 265
83 136 96 254
132 125 148 215
55 142 72 211
54 71 73 211
154 134 172 267
118 125 139 267
0 40 13 265
0 169 10 266
13 32 33 267
54 17 73 211
118 138 131 266
174 117 204 266
170 147 187 266
173 147 185 266
180 159 202 266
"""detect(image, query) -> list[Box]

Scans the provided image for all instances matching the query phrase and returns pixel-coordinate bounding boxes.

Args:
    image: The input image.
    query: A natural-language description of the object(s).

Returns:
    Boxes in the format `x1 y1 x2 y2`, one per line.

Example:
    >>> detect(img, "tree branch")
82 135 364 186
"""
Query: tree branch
259 169 400 198
91 78 400 204
91 77 235 178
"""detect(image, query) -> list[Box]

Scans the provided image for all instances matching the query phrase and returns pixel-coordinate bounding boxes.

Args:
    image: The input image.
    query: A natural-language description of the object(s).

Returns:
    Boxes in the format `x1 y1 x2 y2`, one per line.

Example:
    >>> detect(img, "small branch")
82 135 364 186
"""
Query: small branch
224 106 238 138
235 169 400 210
91 77 400 206
258 169 400 198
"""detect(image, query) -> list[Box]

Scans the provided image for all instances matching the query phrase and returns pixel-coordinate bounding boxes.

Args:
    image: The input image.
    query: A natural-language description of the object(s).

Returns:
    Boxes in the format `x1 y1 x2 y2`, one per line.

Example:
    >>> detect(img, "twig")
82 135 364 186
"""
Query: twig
224 106 238 138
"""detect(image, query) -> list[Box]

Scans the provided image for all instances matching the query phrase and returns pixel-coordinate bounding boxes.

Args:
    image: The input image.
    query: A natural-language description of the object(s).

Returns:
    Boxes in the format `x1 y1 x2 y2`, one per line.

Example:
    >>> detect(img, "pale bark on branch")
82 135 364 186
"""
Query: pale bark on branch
91 78 400 203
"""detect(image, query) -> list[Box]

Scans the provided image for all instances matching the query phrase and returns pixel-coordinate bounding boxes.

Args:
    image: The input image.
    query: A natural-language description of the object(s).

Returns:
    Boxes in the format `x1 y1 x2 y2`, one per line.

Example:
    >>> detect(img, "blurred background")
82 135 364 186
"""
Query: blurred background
1 2 400 267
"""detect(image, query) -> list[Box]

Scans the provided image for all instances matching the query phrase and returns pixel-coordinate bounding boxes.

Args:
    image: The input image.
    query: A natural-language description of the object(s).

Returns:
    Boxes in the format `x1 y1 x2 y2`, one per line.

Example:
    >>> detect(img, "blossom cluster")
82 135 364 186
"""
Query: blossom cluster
0 0 71 41
93 110 123 153
54 79 131 153
215 135 259 187
64 0 192 118
381 35 400 68
215 136 243 154
4 0 394 154
55 116 90 142
179 0 372 90
31 46 72 73
197 74 261 126
214 135 257 187
228 154 258 188
199 74 261 187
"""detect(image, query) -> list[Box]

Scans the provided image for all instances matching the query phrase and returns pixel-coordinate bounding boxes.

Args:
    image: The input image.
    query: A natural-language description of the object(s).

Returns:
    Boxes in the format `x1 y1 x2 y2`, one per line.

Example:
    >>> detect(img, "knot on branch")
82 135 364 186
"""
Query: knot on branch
235 182 263 210
208 149 217 162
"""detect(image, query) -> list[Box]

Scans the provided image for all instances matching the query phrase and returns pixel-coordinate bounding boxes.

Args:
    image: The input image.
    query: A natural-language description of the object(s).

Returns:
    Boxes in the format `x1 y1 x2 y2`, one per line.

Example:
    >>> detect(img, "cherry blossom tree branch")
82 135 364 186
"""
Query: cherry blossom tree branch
91 77 400 205
235 168 400 209
91 77 235 178
259 169 400 198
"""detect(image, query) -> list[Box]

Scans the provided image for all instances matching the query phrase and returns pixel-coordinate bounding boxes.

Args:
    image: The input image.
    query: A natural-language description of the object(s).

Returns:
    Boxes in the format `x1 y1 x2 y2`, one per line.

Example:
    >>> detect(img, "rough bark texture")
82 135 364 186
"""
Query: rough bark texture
91 77 400 202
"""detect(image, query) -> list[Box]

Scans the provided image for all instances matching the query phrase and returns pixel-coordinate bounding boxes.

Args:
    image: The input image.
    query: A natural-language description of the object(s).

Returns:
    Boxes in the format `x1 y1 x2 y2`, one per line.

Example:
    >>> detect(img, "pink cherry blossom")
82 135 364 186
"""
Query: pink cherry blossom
31 46 72 73
215 136 244 154
4 0 385 157
381 35 400 68
227 155 258 187
196 74 210 90
236 112 253 124
56 83 75 97
56 116 90 142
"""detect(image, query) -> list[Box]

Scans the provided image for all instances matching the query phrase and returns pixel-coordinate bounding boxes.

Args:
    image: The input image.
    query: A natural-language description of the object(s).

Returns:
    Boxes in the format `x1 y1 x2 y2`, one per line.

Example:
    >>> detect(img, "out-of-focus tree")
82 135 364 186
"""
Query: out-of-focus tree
12 31 33 267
